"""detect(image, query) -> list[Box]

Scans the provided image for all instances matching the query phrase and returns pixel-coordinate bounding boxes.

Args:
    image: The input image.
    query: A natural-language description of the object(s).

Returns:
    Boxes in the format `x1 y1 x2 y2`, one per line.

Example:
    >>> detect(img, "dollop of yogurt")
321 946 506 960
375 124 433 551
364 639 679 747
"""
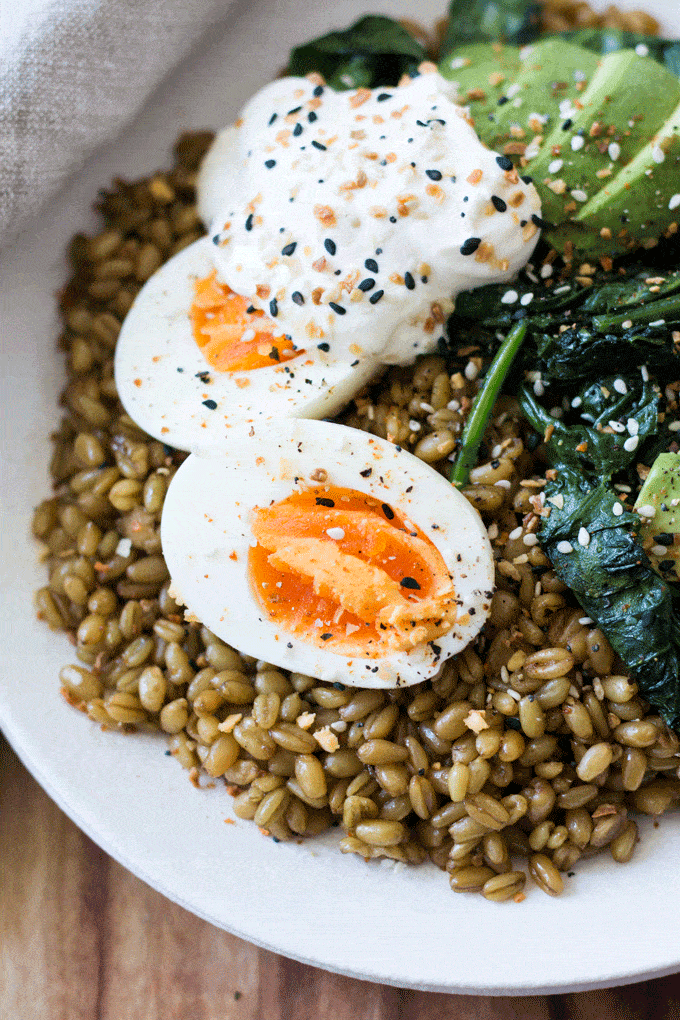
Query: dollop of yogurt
199 69 542 366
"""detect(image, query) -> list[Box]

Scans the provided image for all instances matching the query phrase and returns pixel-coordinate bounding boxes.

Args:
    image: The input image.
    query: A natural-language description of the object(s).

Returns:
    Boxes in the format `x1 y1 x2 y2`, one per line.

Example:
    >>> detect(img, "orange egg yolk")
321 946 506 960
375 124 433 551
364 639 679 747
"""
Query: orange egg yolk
248 486 459 657
190 271 302 372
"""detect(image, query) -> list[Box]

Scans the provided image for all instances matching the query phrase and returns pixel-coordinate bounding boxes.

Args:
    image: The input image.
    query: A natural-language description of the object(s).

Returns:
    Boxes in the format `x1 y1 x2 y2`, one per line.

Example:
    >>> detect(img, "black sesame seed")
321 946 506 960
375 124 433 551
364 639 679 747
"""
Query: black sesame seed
269 298 278 317
520 219 527 227
497 96 509 106
320 633 333 641
375 248 383 255
369 289 384 304
202 399 217 410
313 85 324 96
358 278 375 292
496 155 513 171
308 111 317 122
521 174 533 184
360 468 372 477
491 195 507 212
268 113 277 125
293 123 303 137
287 106 302 116
377 93 391 101
381 503 395 520
317 342 330 352
655 532 674 546
425 169 442 181
268 347 280 361
389 216 397 223
334 269 341 276
312 140 326 151
264 159 276 168
329 302 346 315
365 258 379 273
400 577 421 590
404 272 415 290
316 497 335 507
460 237 481 255
246 305 255 314
421 275 428 284
212 234 220 244
532 213 548 229
245 214 253 231
324 238 336 256
281 242 297 256
561 118 573 130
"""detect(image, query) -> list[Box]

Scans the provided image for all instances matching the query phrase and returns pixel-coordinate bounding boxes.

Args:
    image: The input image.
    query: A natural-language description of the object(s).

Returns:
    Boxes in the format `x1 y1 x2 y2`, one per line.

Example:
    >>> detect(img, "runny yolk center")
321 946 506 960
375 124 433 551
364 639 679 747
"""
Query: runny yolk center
248 485 459 657
190 271 302 372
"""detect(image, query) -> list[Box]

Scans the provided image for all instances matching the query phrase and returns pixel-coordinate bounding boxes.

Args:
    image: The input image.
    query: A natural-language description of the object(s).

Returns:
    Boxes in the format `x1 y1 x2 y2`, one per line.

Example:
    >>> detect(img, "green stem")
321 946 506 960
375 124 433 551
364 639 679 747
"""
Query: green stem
449 320 529 489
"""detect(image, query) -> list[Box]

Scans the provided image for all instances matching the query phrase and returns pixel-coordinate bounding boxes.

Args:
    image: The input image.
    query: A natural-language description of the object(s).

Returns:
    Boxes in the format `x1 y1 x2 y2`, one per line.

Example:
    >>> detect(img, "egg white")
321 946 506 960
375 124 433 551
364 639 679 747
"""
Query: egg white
160 418 494 688
114 236 381 452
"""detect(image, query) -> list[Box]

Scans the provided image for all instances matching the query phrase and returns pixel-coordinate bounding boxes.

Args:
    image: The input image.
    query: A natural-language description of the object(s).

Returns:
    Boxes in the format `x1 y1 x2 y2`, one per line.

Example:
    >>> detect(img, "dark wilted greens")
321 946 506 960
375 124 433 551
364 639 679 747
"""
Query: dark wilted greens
288 16 426 90
439 0 541 57
539 470 680 726
449 267 680 724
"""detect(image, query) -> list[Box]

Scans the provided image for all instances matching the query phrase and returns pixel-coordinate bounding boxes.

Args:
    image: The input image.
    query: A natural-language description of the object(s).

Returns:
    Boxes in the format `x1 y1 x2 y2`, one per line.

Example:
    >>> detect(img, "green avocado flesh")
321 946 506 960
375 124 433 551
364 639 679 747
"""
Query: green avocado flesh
439 41 680 259
635 453 680 582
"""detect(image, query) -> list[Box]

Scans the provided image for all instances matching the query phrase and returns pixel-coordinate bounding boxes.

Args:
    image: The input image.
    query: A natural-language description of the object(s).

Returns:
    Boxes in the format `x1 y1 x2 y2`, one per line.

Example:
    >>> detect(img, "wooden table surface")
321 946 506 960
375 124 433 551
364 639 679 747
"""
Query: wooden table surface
2 734 679 1020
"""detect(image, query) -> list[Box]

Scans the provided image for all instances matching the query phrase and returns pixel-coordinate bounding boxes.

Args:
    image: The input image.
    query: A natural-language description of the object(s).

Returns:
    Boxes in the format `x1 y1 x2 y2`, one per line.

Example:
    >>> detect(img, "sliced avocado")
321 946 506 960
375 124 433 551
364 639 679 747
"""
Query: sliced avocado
634 452 680 582
561 100 680 257
438 43 521 149
528 49 680 233
487 38 600 161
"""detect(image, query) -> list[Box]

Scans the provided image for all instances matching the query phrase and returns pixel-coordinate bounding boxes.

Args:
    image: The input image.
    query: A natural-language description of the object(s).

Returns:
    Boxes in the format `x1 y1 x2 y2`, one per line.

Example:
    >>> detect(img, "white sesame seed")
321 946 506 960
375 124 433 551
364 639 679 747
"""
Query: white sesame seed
608 420 626 433
613 502 624 517
623 435 639 452
614 484 632 492
621 320 633 330
554 285 571 295
116 537 132 558
574 69 587 82
557 540 574 554
524 138 542 160
420 402 434 413
571 189 588 202
608 142 621 161
450 57 468 69
579 616 594 625
523 533 539 546
652 146 665 164
571 135 585 151
626 418 639 436
571 396 582 408
241 328 256 342
549 158 564 174
641 365 650 381
326 527 345 540
548 494 564 509
613 379 627 394
520 292 534 306
578 527 591 547
669 194 680 211
509 526 523 540
507 688 522 701
637 504 656 518
652 545 670 557
559 99 576 118
506 83 521 98
540 263 553 278
668 421 680 431
409 420 421 431
635 43 649 56
464 361 479 381
494 479 512 489
533 380 545 396
649 319 666 327
501 289 519 304
330 720 348 732
447 399 460 411
513 97 522 107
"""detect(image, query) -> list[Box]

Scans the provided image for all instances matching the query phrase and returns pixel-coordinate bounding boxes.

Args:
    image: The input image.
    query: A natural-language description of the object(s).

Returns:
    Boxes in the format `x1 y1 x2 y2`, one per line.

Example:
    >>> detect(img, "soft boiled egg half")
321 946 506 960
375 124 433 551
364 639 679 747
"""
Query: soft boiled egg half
161 418 494 688
114 70 541 453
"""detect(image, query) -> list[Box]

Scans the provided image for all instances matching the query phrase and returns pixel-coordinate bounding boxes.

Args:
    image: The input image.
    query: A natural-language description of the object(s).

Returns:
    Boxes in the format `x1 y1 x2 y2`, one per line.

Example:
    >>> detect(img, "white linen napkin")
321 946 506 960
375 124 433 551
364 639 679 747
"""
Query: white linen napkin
0 0 237 247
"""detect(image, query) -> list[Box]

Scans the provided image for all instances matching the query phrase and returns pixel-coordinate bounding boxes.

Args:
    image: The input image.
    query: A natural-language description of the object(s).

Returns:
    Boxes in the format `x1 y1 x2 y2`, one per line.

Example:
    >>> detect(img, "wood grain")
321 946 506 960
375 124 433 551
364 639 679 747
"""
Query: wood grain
2 734 679 1020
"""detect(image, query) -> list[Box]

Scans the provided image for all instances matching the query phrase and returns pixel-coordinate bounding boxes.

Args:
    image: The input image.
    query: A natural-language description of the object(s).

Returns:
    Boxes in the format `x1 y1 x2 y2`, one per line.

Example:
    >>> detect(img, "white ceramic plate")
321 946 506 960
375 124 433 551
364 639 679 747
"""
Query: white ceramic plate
2 0 680 995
